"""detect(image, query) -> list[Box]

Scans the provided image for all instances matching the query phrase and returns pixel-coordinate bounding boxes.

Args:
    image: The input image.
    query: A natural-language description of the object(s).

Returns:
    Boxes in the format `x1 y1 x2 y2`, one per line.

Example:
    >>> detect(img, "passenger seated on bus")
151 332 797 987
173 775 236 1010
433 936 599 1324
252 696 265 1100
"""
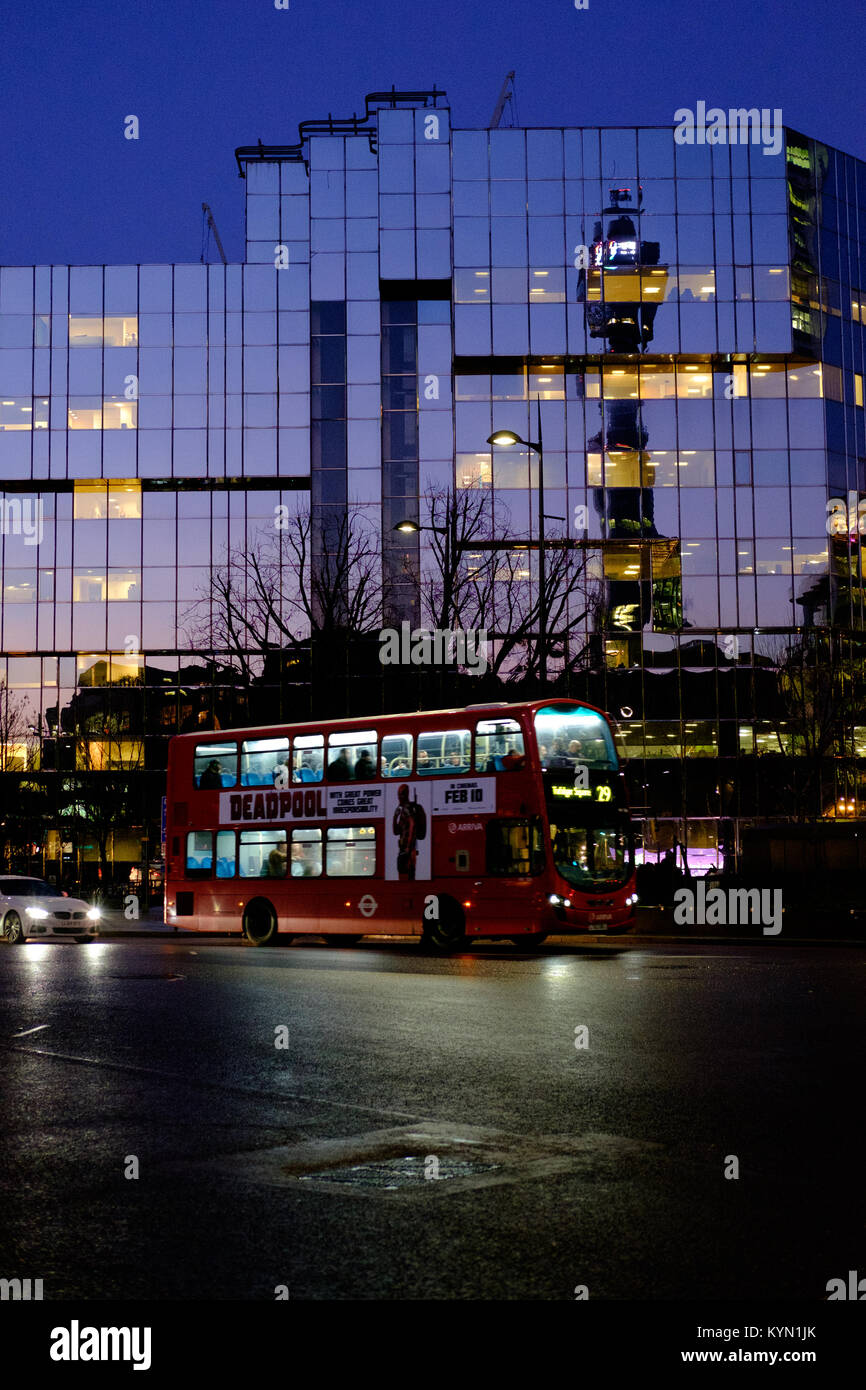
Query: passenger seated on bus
354 749 375 781
327 748 353 782
546 738 573 769
416 749 431 773
267 845 287 878
199 759 224 789
386 757 409 776
568 740 584 759
485 739 525 773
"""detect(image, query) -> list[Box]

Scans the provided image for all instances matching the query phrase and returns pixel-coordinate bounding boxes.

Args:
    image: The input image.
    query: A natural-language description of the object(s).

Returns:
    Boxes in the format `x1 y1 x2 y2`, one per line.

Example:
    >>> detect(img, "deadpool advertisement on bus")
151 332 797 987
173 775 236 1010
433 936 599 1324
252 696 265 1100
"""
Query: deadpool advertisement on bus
384 781 433 882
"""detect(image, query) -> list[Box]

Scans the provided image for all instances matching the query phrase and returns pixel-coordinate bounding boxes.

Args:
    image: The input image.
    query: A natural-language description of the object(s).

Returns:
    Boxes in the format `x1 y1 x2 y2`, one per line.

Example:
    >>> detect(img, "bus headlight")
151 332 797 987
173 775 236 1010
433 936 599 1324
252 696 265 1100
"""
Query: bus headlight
562 899 572 909
548 893 562 906
626 893 638 906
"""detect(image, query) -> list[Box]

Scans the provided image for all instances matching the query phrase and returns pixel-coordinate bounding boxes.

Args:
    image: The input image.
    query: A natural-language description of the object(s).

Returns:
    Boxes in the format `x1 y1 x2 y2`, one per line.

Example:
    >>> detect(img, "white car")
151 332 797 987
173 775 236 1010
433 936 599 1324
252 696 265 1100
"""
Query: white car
0 877 101 944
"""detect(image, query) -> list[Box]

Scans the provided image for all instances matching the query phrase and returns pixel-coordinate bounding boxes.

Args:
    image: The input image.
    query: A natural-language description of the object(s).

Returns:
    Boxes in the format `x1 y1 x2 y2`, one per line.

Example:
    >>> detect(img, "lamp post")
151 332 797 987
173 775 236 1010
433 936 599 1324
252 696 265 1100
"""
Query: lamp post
393 512 459 627
488 397 548 686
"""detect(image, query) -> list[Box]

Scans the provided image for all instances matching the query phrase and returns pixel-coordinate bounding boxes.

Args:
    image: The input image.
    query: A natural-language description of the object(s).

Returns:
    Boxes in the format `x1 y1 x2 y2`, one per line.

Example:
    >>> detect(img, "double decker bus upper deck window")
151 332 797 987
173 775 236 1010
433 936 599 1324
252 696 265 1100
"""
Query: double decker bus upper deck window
534 706 617 771
327 730 378 783
416 728 471 774
474 718 525 772
241 737 289 787
194 742 237 789
292 734 324 784
381 733 413 777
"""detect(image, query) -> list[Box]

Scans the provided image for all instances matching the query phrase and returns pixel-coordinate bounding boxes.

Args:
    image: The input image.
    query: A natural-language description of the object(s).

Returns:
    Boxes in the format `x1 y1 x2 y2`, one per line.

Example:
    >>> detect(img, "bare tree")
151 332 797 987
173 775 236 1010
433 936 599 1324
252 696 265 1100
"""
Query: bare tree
66 711 145 885
409 487 603 686
755 631 865 819
182 505 385 681
0 680 38 772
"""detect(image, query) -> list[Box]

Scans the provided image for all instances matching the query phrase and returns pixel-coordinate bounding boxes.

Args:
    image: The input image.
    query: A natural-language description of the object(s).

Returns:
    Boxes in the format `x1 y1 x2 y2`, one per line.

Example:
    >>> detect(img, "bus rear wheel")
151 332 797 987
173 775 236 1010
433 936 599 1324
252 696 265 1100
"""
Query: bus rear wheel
243 898 278 946
421 898 466 953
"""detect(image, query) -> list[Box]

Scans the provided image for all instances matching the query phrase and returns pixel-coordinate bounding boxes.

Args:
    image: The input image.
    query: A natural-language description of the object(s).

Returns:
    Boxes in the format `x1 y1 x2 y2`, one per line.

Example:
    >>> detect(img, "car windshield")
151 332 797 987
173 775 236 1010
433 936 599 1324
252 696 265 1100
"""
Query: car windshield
0 878 56 897
549 823 632 890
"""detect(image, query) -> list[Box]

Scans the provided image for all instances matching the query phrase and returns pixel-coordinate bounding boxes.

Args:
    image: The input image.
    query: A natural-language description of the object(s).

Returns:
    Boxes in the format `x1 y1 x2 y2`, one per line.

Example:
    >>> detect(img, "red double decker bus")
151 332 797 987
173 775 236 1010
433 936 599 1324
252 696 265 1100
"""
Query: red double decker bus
164 699 637 951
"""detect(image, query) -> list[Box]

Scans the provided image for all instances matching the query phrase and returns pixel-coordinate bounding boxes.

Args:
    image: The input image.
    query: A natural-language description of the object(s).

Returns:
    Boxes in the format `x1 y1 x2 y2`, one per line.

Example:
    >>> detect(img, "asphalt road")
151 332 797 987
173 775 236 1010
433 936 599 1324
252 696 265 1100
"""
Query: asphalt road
1 935 863 1301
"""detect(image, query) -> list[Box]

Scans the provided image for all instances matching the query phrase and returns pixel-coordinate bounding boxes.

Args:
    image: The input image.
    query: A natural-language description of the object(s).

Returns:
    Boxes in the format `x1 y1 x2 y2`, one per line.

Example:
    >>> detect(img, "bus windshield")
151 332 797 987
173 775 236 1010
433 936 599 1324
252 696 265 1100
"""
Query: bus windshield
534 705 617 770
549 821 632 890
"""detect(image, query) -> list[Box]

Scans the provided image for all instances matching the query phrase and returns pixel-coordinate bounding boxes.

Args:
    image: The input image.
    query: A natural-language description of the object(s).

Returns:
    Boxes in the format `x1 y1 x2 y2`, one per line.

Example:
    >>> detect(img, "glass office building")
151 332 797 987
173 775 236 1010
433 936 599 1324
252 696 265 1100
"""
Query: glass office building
1 90 864 882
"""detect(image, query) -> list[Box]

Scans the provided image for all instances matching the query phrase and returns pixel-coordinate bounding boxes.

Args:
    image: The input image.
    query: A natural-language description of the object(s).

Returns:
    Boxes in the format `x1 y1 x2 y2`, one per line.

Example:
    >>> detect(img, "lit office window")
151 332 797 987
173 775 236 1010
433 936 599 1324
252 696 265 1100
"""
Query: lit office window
68 398 137 429
68 315 138 347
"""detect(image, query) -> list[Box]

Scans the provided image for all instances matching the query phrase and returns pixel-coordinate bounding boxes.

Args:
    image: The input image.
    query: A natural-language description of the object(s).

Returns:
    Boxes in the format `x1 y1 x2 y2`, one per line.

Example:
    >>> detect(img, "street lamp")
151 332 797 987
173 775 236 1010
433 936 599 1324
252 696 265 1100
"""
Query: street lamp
487 399 548 685
392 516 460 630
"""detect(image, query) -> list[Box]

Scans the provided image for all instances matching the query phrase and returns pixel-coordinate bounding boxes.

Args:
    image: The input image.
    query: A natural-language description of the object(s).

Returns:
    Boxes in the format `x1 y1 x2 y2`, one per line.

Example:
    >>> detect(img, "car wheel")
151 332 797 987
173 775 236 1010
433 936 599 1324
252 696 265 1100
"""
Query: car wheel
323 935 363 946
3 911 26 944
421 897 466 953
242 898 278 946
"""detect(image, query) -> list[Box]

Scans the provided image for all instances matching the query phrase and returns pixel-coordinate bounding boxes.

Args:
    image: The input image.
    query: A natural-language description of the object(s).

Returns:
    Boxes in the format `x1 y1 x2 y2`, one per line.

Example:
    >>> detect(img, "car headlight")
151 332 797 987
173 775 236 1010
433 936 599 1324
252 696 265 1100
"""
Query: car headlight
26 906 49 919
86 907 101 920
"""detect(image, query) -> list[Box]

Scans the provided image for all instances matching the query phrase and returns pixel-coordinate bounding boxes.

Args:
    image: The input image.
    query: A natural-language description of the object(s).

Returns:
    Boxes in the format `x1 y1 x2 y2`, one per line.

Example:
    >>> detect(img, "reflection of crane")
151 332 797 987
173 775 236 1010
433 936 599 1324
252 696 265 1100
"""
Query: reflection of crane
201 203 227 265
489 71 516 129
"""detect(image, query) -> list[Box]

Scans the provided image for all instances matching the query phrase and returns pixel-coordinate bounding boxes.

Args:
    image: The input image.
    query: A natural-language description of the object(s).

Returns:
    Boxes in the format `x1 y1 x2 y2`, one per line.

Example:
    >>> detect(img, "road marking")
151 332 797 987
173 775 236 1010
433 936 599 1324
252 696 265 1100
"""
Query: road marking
11 1024 50 1038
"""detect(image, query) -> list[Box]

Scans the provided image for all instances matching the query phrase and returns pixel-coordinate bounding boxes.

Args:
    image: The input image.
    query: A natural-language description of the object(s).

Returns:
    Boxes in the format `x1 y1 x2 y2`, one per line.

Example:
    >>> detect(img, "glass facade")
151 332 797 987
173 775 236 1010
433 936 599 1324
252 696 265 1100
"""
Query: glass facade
1 95 865 884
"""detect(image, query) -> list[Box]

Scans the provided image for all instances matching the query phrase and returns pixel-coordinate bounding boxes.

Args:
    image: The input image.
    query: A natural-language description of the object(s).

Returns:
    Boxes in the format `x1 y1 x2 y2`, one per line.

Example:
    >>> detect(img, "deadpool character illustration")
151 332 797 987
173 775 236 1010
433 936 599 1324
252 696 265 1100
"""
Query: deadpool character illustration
392 783 425 881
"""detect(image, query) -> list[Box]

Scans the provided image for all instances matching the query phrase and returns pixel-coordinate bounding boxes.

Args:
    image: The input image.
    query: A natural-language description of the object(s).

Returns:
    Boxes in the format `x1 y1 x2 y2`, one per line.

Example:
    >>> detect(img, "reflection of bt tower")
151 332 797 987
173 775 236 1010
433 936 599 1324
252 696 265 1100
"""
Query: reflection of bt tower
579 185 667 353
580 188 674 630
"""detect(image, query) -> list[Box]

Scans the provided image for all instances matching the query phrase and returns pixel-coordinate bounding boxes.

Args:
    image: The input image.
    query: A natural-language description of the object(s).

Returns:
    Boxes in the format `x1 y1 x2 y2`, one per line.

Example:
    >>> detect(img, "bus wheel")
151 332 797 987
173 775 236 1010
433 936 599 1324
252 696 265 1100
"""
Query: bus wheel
421 898 466 953
243 898 278 946
323 935 362 947
511 932 548 949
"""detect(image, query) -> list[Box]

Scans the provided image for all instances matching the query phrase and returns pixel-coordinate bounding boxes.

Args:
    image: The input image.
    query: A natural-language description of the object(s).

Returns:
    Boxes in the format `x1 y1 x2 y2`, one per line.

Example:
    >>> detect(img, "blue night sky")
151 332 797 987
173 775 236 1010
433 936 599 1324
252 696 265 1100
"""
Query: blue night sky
1 0 863 267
